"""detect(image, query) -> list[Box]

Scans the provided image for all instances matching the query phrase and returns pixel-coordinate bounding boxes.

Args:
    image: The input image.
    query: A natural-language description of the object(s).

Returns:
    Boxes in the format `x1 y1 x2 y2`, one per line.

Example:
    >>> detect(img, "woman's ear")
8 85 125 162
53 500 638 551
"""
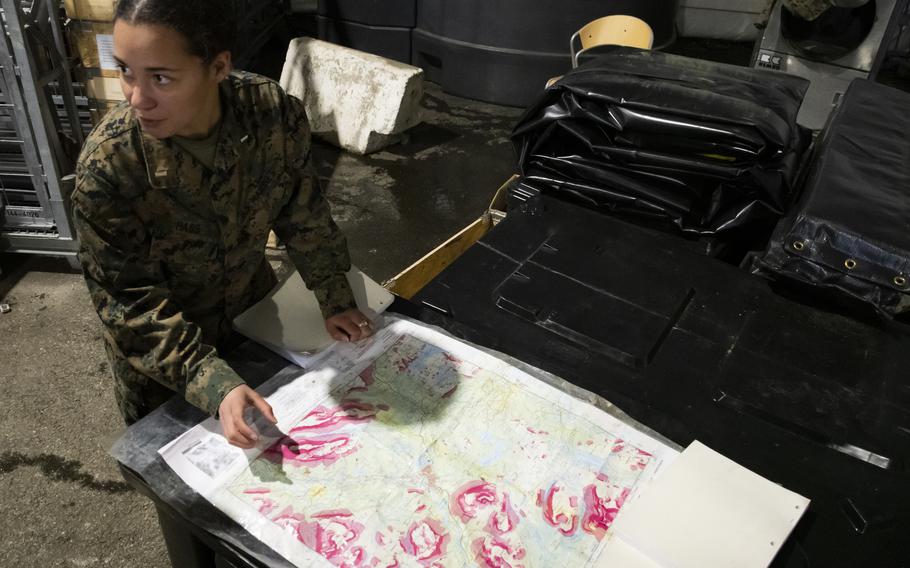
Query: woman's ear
211 51 233 81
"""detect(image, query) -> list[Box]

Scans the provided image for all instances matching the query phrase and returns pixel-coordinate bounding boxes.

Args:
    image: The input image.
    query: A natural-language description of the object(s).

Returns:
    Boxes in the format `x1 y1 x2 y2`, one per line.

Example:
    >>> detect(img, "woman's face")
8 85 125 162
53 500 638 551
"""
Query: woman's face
113 21 230 139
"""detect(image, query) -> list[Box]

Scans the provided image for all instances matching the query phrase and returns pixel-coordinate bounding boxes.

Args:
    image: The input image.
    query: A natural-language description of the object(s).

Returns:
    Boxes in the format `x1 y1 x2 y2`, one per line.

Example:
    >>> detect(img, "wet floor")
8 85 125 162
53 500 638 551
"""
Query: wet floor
313 84 523 282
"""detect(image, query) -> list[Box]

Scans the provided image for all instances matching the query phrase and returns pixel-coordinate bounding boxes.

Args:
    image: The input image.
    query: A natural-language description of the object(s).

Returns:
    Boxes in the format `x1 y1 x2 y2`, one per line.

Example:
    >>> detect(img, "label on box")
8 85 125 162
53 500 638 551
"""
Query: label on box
95 34 118 71
65 0 116 21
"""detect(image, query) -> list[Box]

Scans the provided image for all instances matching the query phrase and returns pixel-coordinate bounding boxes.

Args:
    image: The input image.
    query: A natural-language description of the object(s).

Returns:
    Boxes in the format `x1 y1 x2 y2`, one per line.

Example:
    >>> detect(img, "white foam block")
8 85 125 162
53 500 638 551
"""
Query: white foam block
605 440 810 568
280 37 424 154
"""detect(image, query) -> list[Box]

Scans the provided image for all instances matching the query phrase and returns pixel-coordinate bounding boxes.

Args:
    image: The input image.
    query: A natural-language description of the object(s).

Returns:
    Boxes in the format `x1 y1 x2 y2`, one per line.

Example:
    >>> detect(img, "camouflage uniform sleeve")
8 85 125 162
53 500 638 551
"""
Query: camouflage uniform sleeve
272 95 357 319
72 167 245 416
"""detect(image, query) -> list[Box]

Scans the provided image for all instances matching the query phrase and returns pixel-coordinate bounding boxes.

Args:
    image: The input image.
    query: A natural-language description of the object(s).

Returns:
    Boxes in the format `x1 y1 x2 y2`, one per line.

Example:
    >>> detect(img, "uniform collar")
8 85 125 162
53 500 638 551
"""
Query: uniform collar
138 76 246 189
139 128 180 189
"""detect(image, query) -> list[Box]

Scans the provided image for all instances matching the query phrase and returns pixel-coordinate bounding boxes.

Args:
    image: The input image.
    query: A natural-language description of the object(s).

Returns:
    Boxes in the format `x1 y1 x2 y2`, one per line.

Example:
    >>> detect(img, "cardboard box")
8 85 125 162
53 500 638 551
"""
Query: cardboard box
385 175 512 299
84 75 124 101
69 21 119 78
64 0 116 21
81 74 125 125
88 99 124 125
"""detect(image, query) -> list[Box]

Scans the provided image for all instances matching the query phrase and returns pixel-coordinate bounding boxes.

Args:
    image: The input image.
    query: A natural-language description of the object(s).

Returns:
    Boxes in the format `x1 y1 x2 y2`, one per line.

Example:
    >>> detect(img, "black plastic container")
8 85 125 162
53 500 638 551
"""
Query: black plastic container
414 0 678 106
416 0 676 52
316 0 416 63
318 0 416 27
317 16 412 64
412 29 568 108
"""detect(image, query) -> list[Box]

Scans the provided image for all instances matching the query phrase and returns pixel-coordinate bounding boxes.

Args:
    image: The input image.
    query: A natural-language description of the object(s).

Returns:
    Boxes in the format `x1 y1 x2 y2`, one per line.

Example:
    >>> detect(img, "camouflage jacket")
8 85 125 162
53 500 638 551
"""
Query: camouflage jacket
72 71 356 416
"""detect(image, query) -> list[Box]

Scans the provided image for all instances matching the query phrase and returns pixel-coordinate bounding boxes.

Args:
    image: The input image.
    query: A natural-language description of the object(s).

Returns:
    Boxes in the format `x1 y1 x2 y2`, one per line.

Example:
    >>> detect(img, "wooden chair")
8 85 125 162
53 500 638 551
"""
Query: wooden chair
570 15 654 68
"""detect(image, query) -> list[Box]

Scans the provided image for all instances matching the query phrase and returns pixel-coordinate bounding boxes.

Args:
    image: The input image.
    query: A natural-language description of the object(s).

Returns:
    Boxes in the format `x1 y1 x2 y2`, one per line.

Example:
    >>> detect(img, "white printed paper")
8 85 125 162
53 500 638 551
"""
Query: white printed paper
95 34 118 71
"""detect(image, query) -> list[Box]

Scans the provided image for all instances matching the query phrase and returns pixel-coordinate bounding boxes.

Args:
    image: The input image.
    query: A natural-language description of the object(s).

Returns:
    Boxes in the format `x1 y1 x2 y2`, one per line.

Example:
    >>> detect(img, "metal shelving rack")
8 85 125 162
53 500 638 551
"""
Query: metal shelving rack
0 0 83 266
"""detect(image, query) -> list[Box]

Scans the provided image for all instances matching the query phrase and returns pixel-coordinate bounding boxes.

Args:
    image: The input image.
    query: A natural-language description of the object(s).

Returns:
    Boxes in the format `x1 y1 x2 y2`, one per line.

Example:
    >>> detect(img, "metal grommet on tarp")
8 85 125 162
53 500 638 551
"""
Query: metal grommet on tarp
749 80 910 317
792 240 806 251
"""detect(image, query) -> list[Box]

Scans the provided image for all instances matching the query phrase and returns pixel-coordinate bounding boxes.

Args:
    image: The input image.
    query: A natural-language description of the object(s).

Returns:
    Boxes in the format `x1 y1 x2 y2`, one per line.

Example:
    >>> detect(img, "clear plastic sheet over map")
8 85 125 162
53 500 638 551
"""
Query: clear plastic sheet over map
156 316 679 567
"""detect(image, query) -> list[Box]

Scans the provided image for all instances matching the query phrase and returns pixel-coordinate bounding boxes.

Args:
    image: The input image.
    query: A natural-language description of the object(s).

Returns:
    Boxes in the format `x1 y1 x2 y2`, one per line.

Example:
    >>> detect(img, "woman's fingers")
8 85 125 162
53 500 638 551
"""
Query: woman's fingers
356 316 374 338
221 408 256 449
233 414 259 444
328 321 351 342
219 385 274 449
249 390 278 424
325 309 374 343
336 317 363 342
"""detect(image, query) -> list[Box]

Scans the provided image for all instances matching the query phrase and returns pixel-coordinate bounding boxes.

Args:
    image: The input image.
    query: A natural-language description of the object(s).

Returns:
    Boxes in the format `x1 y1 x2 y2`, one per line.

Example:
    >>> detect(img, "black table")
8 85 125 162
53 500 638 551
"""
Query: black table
412 194 910 567
113 196 910 567
112 339 300 568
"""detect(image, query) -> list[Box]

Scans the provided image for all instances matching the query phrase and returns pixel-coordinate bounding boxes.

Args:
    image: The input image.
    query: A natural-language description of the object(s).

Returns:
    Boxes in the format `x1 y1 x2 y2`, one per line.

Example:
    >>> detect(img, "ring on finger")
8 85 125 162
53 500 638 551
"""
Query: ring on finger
357 320 370 328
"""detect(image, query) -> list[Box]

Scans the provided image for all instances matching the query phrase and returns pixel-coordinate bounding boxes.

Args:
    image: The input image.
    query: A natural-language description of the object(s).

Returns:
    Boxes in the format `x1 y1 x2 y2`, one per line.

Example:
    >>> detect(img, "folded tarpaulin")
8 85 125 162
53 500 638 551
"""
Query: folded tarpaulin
511 46 811 236
752 79 910 316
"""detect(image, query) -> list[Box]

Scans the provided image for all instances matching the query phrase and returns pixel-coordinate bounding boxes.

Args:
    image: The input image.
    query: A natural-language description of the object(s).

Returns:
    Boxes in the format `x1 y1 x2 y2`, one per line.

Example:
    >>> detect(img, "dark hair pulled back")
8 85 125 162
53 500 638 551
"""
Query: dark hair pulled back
114 0 235 63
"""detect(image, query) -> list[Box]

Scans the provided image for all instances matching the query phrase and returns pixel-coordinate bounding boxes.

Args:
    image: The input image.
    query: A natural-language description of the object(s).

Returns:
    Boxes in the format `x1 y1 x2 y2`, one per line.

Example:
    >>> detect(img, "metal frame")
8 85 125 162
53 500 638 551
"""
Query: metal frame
0 0 83 263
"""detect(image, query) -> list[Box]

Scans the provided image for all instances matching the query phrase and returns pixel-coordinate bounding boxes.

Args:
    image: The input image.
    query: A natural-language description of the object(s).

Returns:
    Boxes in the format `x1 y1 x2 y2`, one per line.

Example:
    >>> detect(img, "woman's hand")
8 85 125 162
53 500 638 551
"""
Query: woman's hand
218 384 277 449
325 308 374 343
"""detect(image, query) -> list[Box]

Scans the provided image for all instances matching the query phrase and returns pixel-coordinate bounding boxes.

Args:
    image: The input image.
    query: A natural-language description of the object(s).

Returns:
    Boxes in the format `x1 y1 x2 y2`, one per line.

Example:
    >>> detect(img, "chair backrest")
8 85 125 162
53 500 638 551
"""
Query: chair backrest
578 15 654 50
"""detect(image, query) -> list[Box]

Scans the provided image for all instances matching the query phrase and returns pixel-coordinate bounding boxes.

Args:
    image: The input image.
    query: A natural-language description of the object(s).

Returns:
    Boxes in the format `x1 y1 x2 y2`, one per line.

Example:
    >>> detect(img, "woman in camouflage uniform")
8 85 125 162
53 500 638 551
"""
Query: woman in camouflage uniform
73 0 372 448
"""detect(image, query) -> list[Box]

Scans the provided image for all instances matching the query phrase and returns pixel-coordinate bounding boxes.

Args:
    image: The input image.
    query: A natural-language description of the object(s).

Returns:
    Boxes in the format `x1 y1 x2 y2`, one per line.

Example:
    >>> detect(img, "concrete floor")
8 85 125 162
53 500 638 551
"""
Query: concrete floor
0 32 774 568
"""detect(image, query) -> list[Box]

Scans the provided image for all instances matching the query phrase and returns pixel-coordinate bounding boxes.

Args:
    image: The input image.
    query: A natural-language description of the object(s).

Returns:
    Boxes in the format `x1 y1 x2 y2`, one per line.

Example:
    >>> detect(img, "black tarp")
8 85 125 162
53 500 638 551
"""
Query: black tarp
511 46 811 236
752 78 910 316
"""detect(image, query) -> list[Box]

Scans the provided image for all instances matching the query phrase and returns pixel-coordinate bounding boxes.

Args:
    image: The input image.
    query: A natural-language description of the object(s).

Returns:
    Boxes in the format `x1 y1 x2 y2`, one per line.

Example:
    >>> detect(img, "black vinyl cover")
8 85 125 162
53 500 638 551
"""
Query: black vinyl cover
752 79 910 316
511 46 811 236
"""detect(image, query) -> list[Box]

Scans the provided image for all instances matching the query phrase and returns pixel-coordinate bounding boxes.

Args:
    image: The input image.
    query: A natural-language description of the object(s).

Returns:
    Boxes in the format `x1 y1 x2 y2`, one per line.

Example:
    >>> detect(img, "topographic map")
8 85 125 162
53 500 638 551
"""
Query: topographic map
161 317 677 567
